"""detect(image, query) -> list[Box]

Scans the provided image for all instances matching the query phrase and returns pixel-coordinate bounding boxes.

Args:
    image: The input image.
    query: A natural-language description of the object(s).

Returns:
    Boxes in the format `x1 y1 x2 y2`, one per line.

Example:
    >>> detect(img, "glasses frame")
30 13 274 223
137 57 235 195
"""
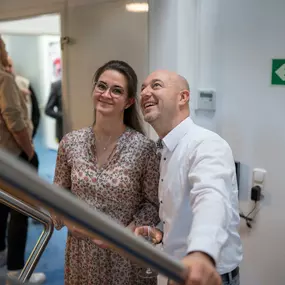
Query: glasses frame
93 81 126 98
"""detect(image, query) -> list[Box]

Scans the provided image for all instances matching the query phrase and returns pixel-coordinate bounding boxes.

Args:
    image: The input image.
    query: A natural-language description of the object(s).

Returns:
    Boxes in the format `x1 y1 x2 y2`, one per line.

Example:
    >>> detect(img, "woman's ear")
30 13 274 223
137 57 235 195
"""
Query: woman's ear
125 97 135 109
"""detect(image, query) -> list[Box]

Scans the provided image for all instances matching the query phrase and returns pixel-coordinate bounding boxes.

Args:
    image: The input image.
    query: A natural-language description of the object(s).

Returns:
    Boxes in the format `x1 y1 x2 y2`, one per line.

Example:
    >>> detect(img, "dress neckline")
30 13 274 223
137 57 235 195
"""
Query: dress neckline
87 126 133 173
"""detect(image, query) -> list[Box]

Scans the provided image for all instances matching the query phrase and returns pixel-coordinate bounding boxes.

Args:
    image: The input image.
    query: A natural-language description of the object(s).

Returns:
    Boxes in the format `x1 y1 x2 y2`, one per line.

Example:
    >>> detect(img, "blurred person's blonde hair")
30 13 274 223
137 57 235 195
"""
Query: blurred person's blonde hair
0 35 9 67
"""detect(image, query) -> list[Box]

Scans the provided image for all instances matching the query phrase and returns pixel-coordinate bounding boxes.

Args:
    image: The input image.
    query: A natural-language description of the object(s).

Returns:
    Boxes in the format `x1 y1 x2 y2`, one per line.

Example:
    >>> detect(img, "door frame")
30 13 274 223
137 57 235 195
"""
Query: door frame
0 4 72 135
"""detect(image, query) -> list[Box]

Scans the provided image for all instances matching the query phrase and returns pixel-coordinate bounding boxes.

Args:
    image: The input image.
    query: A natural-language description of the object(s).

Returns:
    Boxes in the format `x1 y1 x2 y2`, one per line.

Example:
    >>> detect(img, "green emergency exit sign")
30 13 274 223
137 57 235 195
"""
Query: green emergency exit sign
271 59 285 86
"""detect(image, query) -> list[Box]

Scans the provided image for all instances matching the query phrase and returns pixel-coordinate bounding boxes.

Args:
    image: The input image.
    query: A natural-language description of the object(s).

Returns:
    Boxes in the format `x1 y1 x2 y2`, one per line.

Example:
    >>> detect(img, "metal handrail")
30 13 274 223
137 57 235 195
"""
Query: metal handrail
0 149 187 284
0 190 54 283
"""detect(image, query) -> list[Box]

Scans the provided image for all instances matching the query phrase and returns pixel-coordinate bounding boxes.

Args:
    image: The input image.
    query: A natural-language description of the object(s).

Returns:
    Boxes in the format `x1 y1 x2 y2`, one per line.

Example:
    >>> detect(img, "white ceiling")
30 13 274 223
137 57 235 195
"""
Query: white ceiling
0 0 119 21
0 14 60 35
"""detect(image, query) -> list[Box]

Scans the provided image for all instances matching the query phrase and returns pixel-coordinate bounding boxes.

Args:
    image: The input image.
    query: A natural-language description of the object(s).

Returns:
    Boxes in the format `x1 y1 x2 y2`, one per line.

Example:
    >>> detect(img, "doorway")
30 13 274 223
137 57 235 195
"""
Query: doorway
0 14 61 182
0 14 66 285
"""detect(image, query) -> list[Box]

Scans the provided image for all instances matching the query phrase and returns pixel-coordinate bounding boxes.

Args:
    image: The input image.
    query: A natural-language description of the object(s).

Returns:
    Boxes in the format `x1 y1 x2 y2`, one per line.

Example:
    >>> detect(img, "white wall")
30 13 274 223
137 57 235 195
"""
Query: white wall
215 0 285 284
2 33 60 149
3 35 42 103
1 14 62 150
0 0 148 135
149 0 285 284
0 14 60 35
0 0 148 143
148 0 219 140
65 0 148 131
38 35 61 149
0 0 115 21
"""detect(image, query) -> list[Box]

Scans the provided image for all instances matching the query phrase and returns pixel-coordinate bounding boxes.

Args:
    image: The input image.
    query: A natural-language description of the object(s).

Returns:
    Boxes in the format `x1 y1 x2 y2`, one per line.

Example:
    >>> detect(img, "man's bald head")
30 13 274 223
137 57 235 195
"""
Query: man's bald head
145 70 189 91
140 69 190 136
177 74 190 91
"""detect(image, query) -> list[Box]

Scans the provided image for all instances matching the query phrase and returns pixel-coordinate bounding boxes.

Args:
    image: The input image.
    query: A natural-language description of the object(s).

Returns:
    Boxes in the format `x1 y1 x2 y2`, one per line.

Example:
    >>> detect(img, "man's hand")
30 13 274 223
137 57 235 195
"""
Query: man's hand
134 226 163 244
170 252 222 285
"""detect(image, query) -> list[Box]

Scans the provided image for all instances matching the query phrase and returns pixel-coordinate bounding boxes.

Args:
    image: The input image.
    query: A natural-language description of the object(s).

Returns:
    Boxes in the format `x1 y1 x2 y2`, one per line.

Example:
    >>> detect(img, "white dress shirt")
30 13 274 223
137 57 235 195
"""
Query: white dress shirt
158 117 243 275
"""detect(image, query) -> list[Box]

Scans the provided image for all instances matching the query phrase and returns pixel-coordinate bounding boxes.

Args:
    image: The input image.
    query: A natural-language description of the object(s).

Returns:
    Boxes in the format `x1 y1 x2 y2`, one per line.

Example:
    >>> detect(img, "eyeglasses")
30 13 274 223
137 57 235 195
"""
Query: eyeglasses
93 81 125 97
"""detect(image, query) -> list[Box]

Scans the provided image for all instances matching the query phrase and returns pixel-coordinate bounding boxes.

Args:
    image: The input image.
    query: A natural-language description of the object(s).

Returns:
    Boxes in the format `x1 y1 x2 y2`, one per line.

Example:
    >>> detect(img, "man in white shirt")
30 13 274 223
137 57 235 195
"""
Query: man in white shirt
136 70 242 285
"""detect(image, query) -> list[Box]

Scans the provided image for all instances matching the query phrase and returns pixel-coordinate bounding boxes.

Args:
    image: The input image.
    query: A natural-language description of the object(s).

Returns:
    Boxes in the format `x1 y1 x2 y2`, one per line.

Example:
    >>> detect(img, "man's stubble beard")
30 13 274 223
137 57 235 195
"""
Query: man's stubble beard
143 112 158 125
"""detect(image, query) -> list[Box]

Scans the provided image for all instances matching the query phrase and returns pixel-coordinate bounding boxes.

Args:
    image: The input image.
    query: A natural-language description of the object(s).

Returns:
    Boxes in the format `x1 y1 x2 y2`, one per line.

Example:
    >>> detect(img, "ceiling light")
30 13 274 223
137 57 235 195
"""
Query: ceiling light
126 1 149 13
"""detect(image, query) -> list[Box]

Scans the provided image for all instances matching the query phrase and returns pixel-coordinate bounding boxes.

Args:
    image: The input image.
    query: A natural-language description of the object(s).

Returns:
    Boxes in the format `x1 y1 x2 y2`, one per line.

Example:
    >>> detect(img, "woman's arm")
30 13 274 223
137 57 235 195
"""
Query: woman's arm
52 136 71 230
132 141 160 227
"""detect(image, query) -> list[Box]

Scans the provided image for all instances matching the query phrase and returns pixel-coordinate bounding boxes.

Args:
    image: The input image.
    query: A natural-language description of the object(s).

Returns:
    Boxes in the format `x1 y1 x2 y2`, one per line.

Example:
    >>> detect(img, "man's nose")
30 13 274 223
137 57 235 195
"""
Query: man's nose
140 86 152 98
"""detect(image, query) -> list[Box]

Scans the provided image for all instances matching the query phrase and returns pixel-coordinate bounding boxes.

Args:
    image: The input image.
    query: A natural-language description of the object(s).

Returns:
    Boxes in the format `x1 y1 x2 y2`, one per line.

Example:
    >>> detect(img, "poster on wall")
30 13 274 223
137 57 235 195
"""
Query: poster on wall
48 41 61 82
41 36 61 151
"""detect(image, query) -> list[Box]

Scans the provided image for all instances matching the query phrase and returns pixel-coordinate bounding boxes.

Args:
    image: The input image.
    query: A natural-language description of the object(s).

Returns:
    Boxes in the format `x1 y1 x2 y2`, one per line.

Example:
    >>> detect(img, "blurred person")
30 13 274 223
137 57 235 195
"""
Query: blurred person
6 57 42 226
45 80 63 142
136 70 242 285
5 57 41 139
52 60 160 285
0 35 46 283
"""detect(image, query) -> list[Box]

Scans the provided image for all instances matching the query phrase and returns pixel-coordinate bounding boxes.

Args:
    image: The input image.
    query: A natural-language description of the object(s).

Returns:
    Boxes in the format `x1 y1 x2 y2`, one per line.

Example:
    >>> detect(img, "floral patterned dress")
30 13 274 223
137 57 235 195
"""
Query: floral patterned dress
53 126 160 285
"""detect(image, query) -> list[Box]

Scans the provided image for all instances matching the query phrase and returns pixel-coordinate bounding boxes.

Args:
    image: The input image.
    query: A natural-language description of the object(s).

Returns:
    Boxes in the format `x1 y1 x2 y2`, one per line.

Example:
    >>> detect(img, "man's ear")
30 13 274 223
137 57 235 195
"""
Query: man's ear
179 90 190 106
125 97 135 109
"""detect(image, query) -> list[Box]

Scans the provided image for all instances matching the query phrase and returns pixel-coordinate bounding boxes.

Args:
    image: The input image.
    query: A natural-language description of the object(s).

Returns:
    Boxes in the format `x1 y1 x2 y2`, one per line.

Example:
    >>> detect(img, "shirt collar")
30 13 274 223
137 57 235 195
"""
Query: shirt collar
162 117 192 152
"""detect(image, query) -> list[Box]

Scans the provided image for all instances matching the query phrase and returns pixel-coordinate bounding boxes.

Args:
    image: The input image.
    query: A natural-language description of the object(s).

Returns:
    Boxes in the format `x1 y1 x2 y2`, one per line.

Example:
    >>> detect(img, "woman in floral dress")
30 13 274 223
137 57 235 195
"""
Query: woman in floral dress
52 60 160 285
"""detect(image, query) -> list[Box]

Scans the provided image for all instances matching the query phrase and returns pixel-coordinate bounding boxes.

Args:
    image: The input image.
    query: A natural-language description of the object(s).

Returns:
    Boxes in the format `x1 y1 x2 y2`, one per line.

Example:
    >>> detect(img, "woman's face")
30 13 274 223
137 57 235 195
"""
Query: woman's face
93 69 133 118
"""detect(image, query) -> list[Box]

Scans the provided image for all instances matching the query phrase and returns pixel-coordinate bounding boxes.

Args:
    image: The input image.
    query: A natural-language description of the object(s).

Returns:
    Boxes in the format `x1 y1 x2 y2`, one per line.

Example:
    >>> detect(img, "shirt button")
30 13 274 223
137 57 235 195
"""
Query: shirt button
163 221 165 224
160 200 163 204
161 179 164 182
163 157 166 160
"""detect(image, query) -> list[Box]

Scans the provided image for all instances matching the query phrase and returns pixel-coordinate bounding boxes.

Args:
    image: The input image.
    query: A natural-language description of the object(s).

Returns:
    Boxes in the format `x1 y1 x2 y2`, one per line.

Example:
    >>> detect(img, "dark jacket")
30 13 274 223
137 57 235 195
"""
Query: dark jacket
29 84 40 138
45 80 63 141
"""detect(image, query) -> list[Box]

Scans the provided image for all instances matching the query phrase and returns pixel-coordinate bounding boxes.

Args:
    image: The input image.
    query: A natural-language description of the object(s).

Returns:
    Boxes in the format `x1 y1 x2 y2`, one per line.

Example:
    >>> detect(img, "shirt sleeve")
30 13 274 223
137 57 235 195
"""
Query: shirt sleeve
0 74 26 132
186 138 236 264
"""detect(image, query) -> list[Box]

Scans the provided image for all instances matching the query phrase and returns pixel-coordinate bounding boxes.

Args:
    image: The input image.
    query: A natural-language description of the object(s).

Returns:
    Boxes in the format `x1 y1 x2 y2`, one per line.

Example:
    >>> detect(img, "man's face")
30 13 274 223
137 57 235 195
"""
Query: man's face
140 71 179 125
0 37 8 68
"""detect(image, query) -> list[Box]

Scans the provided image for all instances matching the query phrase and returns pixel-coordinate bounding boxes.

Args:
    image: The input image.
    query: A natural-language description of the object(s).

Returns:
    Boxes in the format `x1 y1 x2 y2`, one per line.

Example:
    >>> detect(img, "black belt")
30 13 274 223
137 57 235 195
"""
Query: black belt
167 267 239 284
221 267 239 282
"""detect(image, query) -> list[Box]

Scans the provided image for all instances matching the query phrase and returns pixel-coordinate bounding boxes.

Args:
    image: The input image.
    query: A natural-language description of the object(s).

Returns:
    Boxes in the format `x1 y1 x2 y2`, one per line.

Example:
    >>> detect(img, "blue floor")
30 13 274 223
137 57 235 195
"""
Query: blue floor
25 135 66 285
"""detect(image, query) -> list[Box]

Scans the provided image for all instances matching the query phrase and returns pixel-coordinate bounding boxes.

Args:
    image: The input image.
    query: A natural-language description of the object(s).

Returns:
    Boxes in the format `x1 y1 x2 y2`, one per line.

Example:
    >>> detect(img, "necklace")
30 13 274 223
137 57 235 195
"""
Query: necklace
94 132 112 151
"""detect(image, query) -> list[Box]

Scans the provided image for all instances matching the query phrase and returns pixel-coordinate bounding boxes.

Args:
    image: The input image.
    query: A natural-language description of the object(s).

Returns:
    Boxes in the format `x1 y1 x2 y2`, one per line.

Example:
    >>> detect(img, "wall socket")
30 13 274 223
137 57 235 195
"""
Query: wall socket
252 168 267 189
251 168 266 201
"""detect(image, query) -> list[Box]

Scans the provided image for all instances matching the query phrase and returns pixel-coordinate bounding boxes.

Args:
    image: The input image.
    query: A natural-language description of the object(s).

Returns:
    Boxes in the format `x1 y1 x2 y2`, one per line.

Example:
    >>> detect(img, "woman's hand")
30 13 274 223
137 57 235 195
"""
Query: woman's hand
52 215 90 239
134 226 163 244
92 239 109 249
63 219 89 238
64 220 109 248
91 221 136 249
127 221 136 232
51 213 64 230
